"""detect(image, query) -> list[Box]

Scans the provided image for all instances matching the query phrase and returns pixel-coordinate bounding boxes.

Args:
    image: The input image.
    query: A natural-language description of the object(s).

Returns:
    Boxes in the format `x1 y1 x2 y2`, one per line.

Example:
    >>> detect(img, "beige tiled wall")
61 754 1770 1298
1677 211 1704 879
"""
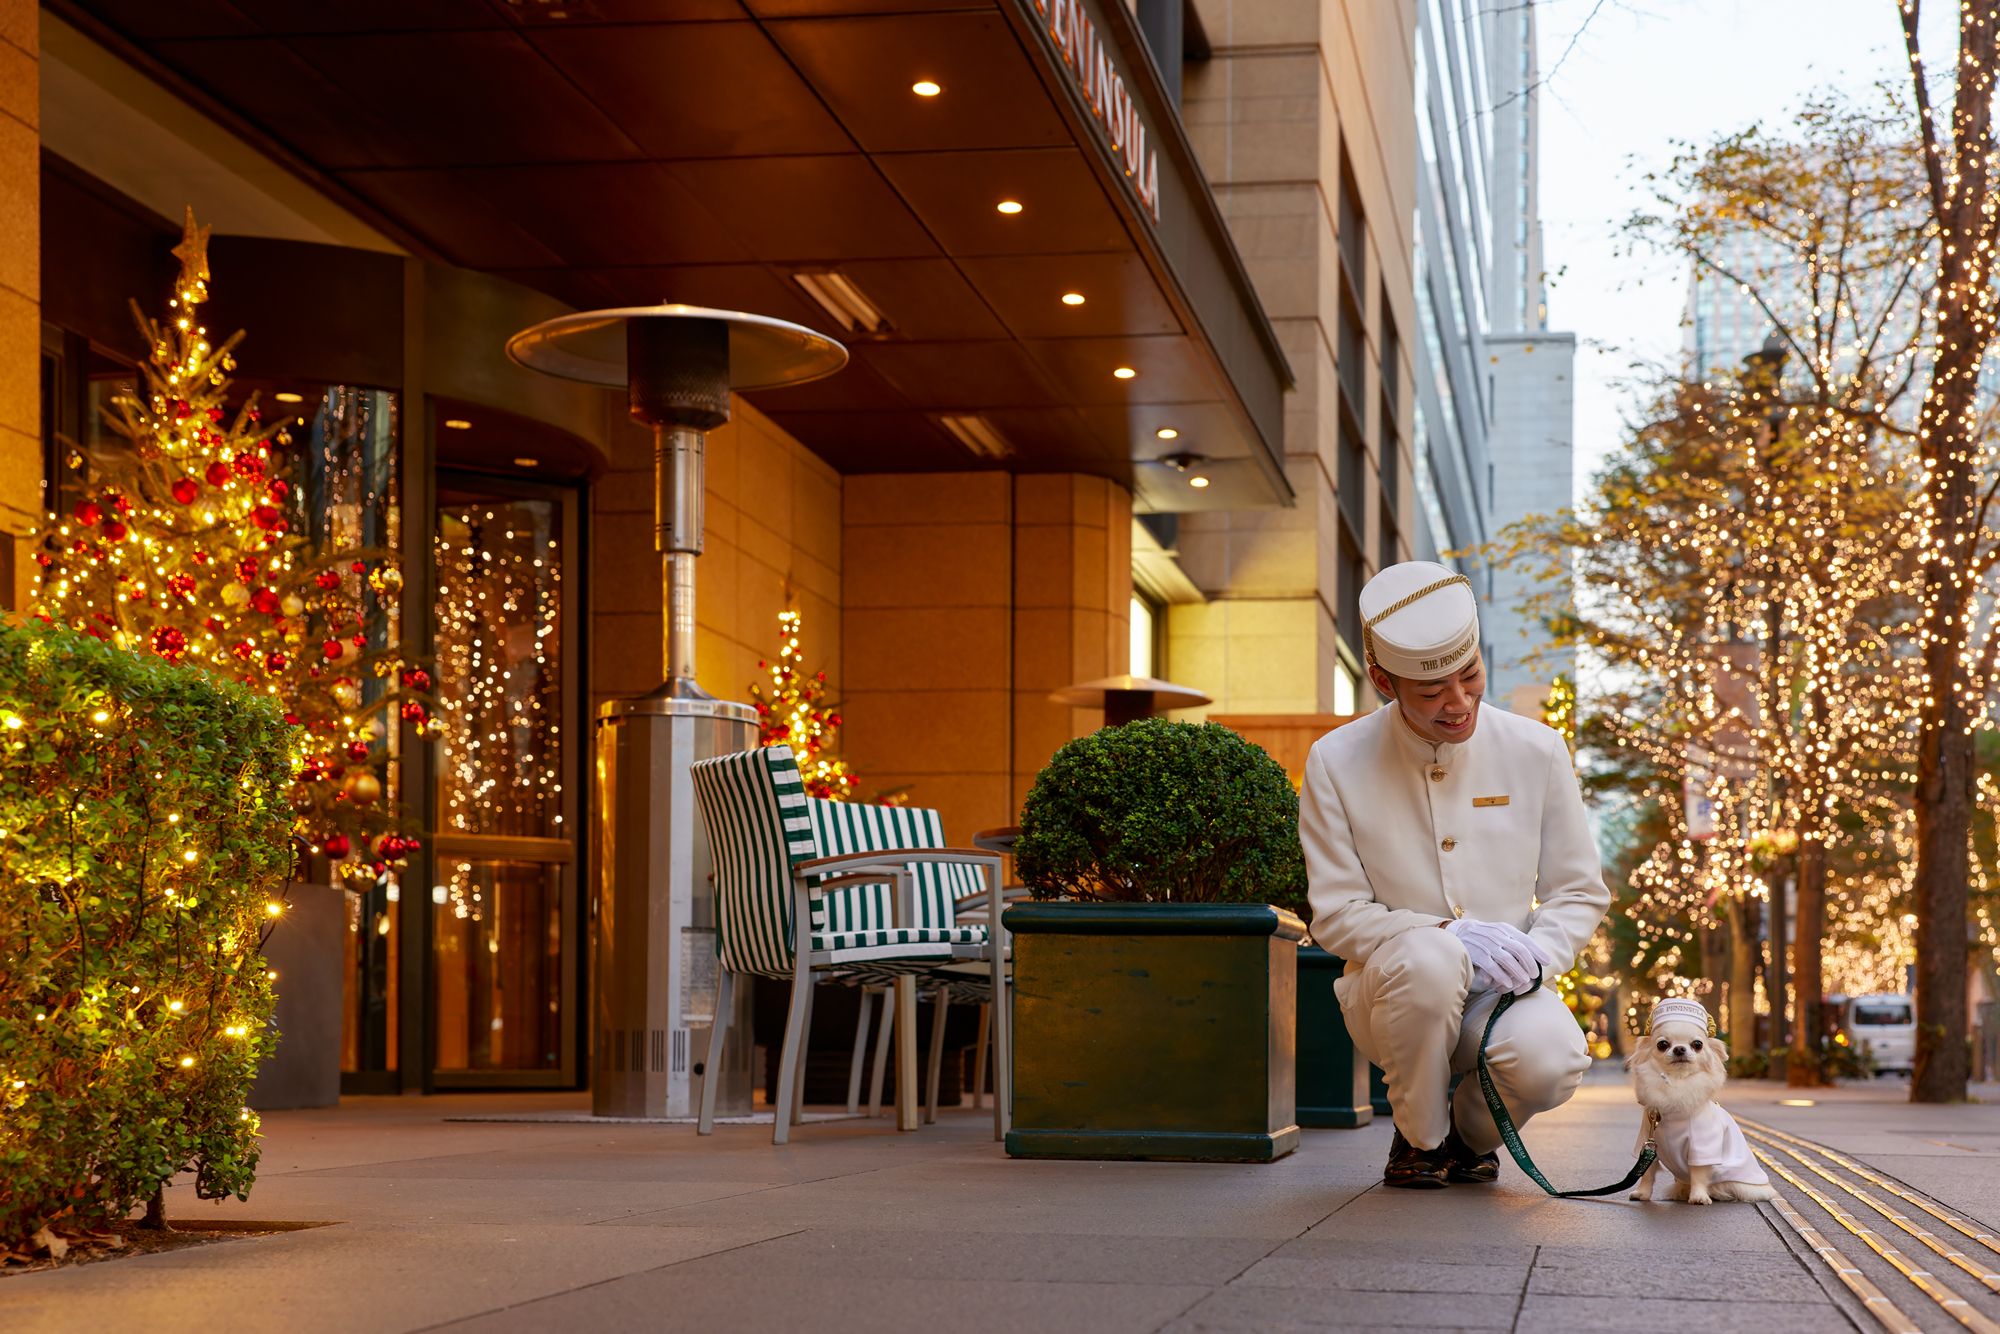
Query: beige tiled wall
1172 0 1417 716
588 398 842 724
840 471 1132 844
0 1 35 611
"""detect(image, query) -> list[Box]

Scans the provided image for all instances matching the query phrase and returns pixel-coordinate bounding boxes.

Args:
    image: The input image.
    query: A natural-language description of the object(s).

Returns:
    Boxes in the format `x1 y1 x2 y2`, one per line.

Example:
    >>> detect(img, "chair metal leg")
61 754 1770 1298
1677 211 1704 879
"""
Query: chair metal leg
697 969 734 1135
894 974 920 1131
924 990 948 1125
772 964 813 1147
792 979 815 1127
868 1000 893 1117
846 988 875 1115
972 1001 990 1109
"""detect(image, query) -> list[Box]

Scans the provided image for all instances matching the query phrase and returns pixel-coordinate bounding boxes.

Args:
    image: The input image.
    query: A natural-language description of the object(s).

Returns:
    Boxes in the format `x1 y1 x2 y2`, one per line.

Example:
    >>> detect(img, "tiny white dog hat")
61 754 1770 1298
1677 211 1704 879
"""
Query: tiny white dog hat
1648 997 1717 1036
1360 561 1480 681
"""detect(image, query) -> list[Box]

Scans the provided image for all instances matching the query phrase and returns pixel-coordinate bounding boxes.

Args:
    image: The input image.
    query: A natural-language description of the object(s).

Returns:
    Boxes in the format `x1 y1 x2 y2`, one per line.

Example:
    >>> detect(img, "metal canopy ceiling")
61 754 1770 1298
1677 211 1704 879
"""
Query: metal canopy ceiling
63 0 1294 513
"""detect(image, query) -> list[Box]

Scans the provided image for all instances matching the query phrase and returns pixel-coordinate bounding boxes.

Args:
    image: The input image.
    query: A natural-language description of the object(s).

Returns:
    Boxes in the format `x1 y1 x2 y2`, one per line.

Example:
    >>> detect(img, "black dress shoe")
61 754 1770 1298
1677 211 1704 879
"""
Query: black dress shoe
1383 1130 1450 1189
1441 1123 1500 1184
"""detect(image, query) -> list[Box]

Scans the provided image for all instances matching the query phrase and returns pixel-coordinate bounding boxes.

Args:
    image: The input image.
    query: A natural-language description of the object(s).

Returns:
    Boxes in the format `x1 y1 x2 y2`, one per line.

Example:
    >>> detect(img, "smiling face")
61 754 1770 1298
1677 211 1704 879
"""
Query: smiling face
1369 653 1486 745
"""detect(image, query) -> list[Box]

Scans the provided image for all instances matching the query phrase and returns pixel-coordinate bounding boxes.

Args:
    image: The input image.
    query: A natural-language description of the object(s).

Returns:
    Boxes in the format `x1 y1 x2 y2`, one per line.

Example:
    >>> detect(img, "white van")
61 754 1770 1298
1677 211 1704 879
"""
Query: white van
1845 994 1916 1075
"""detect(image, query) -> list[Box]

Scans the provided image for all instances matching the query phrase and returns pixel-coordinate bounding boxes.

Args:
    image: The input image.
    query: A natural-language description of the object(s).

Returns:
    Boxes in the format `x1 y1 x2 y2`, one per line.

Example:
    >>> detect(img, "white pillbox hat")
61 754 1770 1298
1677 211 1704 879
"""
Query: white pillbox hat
1359 561 1480 681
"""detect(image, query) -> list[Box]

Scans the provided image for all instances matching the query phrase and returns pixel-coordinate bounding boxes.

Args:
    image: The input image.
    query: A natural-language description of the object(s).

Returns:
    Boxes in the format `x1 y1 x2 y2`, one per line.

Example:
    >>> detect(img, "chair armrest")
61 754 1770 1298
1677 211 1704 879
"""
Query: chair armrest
952 885 1035 914
794 847 1003 875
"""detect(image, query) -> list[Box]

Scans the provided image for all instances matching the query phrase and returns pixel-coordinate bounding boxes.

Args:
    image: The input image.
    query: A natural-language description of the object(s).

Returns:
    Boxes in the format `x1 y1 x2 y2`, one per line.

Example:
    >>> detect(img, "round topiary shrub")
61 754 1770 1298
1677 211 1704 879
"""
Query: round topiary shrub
0 623 293 1250
1016 719 1306 904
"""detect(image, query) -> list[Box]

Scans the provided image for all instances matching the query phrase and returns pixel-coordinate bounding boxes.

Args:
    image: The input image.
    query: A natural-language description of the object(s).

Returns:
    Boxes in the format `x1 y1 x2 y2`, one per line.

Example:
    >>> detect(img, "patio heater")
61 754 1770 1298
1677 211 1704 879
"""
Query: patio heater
1050 673 1212 727
507 306 846 1119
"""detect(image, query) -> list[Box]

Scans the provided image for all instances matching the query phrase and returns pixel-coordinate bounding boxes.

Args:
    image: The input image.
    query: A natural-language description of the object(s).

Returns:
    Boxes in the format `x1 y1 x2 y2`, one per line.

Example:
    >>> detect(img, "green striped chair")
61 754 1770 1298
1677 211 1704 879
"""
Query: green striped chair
808 796 1013 1129
690 744 1007 1145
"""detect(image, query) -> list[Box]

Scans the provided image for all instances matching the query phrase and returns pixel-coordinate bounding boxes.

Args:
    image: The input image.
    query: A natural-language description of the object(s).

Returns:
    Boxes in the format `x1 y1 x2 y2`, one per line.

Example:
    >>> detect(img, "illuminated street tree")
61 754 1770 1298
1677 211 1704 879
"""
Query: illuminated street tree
1897 0 2000 1103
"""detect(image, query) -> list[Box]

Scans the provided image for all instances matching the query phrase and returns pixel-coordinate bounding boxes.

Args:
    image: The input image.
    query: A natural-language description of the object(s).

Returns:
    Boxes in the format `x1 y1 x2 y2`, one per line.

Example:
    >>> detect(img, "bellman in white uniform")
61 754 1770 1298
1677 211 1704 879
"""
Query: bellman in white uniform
1300 561 1609 1188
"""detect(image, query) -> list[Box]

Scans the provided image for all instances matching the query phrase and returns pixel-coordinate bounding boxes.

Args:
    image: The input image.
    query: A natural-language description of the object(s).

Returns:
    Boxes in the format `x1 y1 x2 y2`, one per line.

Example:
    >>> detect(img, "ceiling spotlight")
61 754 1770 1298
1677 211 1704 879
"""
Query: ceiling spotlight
1061 292 1086 306
513 457 539 468
1189 475 1211 489
996 200 1024 215
273 391 304 404
1156 427 1178 440
443 418 472 430
1112 366 1137 380
912 80 942 97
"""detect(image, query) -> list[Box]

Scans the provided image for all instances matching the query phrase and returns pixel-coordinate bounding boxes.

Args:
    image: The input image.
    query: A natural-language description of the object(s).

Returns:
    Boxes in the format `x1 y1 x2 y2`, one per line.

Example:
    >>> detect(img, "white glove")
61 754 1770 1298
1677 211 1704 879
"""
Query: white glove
1444 919 1554 995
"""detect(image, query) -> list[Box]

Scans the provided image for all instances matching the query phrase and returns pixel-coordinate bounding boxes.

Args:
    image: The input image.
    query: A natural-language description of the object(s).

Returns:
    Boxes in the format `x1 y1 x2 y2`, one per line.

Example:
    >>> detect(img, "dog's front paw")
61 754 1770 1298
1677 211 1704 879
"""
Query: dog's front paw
1629 1187 1653 1202
1686 1190 1712 1206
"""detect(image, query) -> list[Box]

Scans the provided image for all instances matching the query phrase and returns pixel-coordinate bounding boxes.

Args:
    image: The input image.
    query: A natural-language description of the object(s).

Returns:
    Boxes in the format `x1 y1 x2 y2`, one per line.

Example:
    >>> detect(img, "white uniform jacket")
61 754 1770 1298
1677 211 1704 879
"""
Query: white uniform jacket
1300 701 1609 976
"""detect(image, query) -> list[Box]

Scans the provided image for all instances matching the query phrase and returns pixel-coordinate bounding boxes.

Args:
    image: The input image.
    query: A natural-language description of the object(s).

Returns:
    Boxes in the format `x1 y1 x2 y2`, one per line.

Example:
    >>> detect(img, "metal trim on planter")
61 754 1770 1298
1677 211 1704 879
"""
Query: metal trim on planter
598 697 757 723
1002 902 1307 938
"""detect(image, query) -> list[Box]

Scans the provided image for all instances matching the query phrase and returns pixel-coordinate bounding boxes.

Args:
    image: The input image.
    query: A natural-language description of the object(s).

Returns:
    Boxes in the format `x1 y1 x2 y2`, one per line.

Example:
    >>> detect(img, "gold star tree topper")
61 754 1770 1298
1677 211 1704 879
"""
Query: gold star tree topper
170 205 212 287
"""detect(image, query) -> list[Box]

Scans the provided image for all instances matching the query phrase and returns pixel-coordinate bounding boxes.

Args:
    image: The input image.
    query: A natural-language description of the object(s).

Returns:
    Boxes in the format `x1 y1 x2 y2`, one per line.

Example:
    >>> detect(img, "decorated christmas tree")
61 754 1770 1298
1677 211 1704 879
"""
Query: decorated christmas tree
747 607 875 801
33 209 433 882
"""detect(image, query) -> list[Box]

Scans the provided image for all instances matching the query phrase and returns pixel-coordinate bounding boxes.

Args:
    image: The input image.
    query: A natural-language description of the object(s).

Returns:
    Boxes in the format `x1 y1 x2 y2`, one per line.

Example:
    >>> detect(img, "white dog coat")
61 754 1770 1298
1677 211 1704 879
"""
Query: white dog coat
1643 1101 1770 1186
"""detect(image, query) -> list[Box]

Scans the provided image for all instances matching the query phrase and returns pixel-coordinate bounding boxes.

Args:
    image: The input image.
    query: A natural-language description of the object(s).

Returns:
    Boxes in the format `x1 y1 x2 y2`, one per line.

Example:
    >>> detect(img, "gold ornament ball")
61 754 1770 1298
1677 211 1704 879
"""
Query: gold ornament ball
221 582 251 608
371 567 404 595
281 593 307 618
332 680 360 709
344 770 383 806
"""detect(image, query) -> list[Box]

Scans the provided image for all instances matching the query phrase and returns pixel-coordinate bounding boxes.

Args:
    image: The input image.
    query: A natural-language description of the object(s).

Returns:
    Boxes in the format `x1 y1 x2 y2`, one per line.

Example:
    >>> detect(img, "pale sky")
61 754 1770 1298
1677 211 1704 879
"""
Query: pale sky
1533 0 1958 499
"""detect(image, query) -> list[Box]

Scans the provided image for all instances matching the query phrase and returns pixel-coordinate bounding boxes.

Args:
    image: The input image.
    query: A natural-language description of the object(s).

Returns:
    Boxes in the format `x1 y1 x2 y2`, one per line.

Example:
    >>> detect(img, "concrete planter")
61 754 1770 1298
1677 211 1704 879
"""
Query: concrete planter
1004 901 1304 1162
1295 944 1373 1128
249 881 346 1110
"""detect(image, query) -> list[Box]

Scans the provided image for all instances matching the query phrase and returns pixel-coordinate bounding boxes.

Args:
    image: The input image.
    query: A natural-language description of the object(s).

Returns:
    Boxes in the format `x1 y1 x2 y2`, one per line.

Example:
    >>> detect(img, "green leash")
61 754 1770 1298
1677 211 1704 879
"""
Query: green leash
1474 972 1658 1199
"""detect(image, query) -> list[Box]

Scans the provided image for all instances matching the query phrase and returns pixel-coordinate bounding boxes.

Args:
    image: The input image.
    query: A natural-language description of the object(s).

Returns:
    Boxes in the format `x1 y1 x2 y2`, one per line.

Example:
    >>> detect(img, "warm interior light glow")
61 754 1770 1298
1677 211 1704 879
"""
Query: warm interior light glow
912 80 942 97
513 457 539 468
996 200 1024 215
273 391 304 404
1113 366 1137 380
1156 428 1178 440
1778 1098 1816 1107
443 418 472 430
1189 475 1211 489
1061 292 1086 306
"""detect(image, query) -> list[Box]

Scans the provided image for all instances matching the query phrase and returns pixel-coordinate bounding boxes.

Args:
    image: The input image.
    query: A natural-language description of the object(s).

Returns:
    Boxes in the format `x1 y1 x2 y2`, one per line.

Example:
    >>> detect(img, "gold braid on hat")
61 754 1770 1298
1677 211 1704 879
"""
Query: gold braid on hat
1361 573 1472 666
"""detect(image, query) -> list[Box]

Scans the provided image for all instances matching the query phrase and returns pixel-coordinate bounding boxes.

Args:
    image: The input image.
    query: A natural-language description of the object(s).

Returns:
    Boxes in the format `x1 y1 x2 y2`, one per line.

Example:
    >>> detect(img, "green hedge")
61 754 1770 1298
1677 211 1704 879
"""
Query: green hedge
1016 719 1306 904
0 622 292 1247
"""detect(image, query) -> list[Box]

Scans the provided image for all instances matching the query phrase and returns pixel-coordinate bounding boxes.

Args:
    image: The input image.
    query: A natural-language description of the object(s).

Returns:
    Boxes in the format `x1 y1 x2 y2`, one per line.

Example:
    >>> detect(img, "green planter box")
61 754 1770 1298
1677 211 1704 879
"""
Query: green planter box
1004 901 1305 1163
1295 945 1373 1128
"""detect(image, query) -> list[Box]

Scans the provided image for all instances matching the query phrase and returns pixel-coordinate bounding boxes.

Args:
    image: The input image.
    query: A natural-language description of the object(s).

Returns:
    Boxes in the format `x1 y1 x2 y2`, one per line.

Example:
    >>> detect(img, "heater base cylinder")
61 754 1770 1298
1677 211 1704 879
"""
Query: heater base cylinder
592 697 757 1119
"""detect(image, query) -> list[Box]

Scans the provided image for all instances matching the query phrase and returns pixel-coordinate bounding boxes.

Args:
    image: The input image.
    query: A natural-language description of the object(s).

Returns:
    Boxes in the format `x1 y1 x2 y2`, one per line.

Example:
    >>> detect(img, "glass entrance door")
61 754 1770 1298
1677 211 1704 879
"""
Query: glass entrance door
429 472 579 1085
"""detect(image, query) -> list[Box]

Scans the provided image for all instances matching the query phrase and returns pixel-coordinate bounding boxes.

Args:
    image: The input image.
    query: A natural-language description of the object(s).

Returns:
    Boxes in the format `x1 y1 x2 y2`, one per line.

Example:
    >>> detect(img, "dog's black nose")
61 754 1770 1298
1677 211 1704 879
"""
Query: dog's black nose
1672 1045 1686 1056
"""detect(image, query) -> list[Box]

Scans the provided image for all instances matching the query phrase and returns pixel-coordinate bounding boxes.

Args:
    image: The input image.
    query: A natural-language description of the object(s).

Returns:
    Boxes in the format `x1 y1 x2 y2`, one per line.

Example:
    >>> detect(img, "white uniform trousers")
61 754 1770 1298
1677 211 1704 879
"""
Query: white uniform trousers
1334 926 1591 1153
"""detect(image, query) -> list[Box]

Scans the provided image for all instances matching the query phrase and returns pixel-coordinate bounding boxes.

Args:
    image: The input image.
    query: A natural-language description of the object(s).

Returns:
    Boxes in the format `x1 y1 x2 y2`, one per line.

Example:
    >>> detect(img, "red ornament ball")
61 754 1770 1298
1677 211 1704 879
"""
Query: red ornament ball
401 668 432 692
205 461 231 488
322 639 344 661
400 701 427 723
250 586 280 615
315 570 341 590
232 451 264 478
237 556 259 580
207 405 226 424
265 651 289 672
172 399 192 421
101 520 128 542
323 833 351 859
351 561 367 574
266 479 290 502
204 616 223 632
150 626 187 662
251 504 283 530
171 478 199 505
282 711 300 725
346 740 371 762
73 500 102 526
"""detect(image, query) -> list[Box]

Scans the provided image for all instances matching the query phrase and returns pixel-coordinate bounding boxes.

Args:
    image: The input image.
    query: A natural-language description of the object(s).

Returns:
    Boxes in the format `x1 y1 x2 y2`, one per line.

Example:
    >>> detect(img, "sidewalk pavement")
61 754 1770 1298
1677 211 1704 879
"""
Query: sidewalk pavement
2 1063 1995 1333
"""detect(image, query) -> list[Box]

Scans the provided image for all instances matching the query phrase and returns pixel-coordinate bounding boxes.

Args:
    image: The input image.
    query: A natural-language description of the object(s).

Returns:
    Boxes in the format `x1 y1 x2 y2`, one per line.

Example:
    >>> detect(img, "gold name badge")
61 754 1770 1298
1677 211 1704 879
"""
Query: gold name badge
1473 795 1510 808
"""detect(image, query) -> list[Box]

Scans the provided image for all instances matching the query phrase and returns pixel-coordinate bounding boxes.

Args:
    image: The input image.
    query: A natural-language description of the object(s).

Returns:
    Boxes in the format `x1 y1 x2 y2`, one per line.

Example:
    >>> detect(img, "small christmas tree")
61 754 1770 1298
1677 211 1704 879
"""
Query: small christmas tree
748 608 867 801
33 209 433 881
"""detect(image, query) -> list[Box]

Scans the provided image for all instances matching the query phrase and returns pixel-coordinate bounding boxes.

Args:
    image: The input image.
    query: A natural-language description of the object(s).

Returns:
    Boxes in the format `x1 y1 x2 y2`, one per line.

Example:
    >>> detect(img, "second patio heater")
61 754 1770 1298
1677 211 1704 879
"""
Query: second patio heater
507 305 846 1119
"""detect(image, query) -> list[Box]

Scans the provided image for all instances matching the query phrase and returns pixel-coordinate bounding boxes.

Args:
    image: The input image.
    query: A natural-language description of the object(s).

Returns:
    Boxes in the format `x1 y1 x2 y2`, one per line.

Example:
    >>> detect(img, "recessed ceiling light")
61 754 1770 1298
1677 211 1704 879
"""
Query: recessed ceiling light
1189 475 1211 489
1061 292 1086 306
996 200 1024 215
443 418 472 430
793 270 890 334
912 80 942 97
514 457 539 468
1113 366 1137 380
1156 427 1178 440
273 391 304 404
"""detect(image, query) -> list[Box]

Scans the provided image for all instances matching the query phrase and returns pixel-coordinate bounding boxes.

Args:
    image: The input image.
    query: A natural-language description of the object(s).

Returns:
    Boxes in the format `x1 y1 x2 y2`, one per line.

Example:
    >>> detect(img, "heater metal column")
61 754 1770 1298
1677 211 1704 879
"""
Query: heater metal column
508 305 846 1119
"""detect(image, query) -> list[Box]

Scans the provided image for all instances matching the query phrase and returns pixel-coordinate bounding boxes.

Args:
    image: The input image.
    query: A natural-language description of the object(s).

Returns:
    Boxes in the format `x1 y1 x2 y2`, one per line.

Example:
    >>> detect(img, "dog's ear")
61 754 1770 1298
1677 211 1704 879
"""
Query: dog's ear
1706 1036 1729 1067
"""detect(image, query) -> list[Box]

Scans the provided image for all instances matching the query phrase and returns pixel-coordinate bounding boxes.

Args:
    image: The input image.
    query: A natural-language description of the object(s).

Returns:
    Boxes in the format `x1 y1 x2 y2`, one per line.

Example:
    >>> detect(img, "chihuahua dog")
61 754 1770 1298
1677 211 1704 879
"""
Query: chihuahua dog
1627 998 1775 1205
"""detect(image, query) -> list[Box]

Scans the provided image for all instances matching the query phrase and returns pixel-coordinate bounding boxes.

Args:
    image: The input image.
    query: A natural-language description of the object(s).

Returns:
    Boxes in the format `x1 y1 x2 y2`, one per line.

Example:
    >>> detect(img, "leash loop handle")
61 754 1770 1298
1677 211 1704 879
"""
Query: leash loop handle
1474 968 1658 1199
